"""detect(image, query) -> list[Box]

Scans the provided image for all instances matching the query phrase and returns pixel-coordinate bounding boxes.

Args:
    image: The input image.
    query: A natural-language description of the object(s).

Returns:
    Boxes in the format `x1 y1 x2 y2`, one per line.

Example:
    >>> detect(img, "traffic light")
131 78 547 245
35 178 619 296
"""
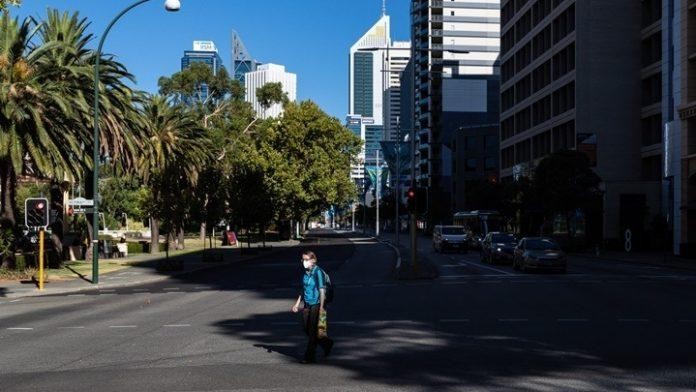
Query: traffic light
406 188 416 213
406 187 428 214
25 198 50 228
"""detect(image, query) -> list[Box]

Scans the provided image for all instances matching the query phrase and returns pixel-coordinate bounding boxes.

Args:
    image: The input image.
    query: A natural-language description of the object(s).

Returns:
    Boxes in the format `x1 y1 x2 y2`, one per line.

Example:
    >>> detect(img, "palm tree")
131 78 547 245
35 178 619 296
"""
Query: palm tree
139 95 212 253
0 14 86 225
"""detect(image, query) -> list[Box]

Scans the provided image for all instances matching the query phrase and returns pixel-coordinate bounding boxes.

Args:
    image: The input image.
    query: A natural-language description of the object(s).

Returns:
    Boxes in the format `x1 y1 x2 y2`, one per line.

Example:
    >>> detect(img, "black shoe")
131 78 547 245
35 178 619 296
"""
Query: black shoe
300 358 316 364
323 340 334 358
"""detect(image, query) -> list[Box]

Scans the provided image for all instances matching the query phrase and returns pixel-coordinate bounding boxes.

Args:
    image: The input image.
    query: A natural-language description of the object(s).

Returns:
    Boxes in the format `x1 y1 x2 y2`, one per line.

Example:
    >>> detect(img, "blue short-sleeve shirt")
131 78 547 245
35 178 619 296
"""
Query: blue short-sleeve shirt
303 266 325 306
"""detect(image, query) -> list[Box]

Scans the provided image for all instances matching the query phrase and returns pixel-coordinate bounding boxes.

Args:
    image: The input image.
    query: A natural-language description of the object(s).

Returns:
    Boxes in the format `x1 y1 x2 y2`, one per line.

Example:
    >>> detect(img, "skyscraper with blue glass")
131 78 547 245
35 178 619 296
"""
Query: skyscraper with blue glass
231 31 257 84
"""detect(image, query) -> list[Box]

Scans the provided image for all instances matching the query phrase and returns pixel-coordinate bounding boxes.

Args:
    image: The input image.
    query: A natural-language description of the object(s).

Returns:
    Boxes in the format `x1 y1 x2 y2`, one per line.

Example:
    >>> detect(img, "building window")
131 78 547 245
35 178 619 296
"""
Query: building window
552 3 575 44
641 114 662 147
515 140 532 164
552 120 575 151
552 43 575 80
465 136 479 151
641 31 662 68
466 158 478 172
552 81 575 116
532 60 552 92
515 75 532 104
642 155 662 181
502 146 515 169
485 135 498 149
642 0 662 28
641 73 662 107
484 156 497 170
502 117 515 140
532 131 552 159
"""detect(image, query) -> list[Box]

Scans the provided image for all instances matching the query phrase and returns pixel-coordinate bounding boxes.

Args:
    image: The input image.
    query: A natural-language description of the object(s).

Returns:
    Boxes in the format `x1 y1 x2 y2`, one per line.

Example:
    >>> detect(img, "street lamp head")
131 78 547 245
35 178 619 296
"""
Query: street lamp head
164 0 181 12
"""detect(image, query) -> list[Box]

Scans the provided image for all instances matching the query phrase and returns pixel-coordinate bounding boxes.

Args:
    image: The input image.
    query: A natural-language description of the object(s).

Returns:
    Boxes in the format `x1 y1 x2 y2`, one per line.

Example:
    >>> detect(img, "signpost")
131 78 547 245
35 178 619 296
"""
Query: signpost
25 198 50 291
67 197 95 214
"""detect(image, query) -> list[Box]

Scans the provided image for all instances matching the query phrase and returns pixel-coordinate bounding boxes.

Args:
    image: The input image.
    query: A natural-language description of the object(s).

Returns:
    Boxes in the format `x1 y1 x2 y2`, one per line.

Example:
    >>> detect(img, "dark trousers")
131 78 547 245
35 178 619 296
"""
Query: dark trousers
303 304 333 361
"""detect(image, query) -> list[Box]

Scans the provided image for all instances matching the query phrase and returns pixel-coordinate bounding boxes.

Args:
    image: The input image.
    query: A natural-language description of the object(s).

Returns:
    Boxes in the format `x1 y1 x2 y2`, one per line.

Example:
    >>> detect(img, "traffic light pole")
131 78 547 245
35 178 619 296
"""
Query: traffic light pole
410 54 418 274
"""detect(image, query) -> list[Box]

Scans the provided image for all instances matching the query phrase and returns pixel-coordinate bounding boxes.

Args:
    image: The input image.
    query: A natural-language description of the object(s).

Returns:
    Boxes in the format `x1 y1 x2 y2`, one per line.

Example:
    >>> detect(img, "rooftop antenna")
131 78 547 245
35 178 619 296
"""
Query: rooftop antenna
382 0 386 16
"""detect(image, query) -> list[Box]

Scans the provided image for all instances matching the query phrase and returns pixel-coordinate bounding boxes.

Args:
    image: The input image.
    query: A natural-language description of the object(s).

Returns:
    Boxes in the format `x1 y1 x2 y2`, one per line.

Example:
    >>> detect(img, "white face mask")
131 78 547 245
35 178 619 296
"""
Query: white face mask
303 260 312 270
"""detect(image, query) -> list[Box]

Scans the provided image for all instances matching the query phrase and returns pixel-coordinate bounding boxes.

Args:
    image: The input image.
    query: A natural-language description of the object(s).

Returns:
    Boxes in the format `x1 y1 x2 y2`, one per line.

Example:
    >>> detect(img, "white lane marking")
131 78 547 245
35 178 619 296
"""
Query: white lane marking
10 299 21 303
461 261 516 276
499 318 529 322
109 325 137 329
331 321 357 326
372 283 397 288
558 319 589 323
618 319 650 323
163 324 191 328
59 326 86 330
7 327 33 331
440 319 470 323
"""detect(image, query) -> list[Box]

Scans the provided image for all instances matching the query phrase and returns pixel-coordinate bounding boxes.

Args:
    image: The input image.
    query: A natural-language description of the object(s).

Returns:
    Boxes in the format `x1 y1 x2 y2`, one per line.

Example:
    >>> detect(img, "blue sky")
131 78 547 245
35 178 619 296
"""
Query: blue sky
15 0 410 120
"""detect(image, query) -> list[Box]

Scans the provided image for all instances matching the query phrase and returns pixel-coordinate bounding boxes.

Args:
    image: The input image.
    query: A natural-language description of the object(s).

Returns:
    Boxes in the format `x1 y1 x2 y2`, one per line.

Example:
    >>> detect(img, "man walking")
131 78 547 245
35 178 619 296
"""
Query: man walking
291 250 334 364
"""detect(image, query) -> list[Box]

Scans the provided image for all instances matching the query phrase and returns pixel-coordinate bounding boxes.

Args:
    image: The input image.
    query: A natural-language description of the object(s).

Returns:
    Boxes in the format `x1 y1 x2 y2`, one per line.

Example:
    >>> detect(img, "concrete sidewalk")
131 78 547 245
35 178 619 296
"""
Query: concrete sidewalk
0 240 299 299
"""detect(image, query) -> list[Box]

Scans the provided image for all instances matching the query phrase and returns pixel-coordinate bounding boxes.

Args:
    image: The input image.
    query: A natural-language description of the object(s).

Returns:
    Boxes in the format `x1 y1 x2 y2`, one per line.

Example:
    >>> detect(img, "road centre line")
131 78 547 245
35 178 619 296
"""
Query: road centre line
163 324 191 328
109 325 137 329
10 299 21 303
7 327 33 331
461 260 516 276
59 326 86 330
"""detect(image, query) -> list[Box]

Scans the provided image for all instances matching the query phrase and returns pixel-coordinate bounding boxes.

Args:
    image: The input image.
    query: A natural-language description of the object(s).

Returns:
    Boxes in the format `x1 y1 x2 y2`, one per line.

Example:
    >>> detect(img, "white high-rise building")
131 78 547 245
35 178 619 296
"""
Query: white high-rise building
348 11 411 194
245 63 297 119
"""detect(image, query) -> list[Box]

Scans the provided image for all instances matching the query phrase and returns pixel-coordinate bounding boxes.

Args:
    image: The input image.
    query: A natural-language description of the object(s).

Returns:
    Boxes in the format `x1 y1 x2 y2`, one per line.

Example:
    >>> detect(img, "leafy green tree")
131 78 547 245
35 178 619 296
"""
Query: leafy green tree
256 82 288 115
260 101 361 227
532 150 602 237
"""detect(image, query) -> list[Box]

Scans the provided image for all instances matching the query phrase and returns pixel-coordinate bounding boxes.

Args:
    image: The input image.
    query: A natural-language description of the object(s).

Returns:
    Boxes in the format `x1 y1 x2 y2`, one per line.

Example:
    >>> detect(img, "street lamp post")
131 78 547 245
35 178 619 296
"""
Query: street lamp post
91 0 181 285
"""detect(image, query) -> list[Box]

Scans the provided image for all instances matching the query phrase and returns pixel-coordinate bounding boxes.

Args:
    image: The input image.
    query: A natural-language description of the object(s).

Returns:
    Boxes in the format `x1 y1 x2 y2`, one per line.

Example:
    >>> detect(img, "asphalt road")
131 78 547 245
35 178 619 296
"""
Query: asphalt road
1 229 696 391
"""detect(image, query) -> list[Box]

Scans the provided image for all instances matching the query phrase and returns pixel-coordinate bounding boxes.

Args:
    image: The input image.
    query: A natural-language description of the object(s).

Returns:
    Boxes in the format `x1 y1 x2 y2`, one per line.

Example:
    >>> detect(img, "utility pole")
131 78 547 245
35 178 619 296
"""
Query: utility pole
376 149 381 237
395 118 401 247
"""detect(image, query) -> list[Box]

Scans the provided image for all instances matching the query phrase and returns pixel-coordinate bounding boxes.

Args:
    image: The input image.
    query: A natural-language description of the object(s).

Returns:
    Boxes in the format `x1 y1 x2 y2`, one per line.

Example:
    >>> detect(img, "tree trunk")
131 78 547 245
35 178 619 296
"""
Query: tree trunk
200 222 206 243
168 232 177 252
150 217 160 254
0 159 17 226
177 227 185 250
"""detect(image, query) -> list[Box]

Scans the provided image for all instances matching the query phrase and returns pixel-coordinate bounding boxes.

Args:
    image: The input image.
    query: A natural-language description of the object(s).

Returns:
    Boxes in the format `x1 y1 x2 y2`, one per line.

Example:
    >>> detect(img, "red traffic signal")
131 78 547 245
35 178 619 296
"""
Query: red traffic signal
25 198 50 228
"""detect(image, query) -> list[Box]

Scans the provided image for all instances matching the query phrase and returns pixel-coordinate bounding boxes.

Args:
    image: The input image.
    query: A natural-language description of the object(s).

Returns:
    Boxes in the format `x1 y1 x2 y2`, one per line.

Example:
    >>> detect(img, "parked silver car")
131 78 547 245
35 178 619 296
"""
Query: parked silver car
513 237 567 273
432 225 469 253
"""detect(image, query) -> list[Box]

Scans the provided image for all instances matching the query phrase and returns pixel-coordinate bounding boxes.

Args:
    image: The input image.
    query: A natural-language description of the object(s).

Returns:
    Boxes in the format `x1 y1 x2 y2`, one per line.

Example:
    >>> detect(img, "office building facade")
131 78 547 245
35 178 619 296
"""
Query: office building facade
231 31 258 83
410 0 501 221
245 63 297 119
500 0 665 247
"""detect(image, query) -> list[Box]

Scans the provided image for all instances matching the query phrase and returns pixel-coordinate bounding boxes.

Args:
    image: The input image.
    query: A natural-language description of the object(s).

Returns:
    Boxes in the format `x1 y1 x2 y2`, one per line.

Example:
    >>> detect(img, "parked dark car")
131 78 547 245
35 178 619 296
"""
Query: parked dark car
480 232 518 264
432 225 469 253
513 237 567 273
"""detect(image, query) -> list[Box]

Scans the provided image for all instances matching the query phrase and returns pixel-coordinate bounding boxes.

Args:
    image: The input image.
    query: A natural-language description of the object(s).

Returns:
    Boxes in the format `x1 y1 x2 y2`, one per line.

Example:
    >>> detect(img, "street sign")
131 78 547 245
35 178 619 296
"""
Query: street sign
68 197 94 207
